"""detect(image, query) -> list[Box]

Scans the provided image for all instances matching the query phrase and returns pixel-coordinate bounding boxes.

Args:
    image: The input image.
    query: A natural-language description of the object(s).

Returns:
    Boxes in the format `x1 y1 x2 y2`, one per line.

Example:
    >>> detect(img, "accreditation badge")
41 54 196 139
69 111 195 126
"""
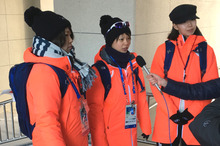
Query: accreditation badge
79 98 90 135
125 104 137 129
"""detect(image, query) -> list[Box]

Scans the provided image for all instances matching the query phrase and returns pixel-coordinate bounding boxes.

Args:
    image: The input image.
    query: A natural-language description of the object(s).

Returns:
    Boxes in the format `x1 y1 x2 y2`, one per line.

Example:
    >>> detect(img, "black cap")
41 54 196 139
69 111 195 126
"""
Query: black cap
169 4 199 24
24 6 71 41
99 15 131 46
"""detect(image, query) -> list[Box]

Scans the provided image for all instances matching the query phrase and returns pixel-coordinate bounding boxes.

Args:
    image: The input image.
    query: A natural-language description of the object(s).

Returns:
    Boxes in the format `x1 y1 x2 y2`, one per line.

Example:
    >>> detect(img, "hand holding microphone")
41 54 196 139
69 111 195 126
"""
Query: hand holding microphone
147 73 168 87
136 55 162 93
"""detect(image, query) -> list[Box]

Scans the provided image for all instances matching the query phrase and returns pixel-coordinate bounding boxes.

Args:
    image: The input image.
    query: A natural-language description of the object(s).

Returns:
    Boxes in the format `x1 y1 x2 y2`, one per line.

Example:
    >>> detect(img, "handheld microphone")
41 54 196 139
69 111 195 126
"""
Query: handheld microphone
136 55 162 93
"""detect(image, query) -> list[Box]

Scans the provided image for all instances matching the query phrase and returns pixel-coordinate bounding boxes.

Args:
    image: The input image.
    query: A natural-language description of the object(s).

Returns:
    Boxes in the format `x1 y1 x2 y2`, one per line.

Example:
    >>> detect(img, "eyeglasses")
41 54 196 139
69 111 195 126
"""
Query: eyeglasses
105 21 130 37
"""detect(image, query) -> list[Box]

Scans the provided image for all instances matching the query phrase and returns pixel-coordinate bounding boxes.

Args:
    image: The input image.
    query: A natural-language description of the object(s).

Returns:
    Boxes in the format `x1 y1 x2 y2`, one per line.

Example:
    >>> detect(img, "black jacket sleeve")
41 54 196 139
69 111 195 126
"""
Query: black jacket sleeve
162 78 220 100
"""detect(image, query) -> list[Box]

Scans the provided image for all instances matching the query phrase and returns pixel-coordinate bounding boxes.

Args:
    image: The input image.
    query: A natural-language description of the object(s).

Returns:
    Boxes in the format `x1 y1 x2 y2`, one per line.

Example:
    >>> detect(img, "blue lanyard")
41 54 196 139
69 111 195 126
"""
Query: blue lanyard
110 56 135 95
67 76 81 99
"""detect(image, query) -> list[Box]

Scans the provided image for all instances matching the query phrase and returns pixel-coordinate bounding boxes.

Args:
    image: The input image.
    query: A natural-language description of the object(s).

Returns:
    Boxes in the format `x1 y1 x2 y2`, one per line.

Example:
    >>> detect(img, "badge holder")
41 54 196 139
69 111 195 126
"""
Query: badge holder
125 100 137 129
79 98 90 135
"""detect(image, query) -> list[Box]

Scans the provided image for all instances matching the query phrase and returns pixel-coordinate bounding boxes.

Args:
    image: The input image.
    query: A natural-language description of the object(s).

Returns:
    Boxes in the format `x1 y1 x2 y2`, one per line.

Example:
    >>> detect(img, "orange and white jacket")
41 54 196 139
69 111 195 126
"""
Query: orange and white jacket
150 35 218 145
24 47 88 146
86 45 151 146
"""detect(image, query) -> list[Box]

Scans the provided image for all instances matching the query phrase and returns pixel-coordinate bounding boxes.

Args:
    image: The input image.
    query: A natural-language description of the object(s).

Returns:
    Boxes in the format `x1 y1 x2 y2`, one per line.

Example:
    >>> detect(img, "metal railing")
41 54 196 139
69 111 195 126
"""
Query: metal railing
0 98 27 144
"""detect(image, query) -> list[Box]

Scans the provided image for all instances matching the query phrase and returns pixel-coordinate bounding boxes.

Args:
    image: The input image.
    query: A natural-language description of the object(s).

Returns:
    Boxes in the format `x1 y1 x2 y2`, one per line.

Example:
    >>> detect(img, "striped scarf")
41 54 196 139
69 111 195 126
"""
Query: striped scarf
32 36 96 92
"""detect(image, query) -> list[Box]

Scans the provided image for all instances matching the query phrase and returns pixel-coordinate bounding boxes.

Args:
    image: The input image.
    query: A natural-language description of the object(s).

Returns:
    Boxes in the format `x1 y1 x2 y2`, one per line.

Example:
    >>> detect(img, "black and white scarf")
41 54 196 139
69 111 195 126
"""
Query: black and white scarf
32 36 96 92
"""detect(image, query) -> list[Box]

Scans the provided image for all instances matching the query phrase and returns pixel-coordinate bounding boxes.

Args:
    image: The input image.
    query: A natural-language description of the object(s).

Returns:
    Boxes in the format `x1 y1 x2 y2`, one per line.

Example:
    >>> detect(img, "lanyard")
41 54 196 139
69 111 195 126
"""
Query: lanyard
67 76 81 99
183 53 191 81
176 46 191 81
110 56 135 96
176 36 197 81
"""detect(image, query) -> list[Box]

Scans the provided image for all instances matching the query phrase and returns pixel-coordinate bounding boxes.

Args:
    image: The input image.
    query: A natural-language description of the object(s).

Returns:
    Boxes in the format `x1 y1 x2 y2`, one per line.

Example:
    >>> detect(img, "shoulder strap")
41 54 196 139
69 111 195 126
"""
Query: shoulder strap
46 64 81 99
92 60 111 101
197 41 207 78
164 40 175 78
133 68 145 92
46 64 69 98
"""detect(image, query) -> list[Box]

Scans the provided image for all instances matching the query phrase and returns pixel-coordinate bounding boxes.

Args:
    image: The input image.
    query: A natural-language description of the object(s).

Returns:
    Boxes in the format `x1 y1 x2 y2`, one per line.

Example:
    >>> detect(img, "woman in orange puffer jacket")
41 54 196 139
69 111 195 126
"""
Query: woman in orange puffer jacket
150 4 218 146
24 7 96 146
86 15 151 146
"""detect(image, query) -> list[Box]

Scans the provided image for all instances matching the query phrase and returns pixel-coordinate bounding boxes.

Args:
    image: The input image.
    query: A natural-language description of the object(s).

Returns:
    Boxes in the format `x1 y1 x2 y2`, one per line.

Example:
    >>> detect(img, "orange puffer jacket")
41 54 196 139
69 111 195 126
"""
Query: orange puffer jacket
86 45 151 146
150 35 218 145
24 47 88 146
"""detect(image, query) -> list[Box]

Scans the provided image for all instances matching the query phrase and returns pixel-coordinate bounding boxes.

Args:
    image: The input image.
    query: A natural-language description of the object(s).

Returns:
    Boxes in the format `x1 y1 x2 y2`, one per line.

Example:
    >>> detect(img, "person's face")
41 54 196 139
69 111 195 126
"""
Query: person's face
62 27 73 53
173 19 197 38
111 33 131 53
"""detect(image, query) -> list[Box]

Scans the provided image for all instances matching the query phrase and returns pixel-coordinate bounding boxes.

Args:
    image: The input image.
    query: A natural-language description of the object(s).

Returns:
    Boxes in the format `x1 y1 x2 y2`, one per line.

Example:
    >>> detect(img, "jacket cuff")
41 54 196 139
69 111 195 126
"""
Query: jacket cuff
162 78 176 94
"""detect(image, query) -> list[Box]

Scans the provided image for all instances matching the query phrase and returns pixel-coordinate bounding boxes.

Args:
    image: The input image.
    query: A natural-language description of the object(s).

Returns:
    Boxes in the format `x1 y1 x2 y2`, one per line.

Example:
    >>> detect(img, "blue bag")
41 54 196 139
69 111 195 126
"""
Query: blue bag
9 62 69 139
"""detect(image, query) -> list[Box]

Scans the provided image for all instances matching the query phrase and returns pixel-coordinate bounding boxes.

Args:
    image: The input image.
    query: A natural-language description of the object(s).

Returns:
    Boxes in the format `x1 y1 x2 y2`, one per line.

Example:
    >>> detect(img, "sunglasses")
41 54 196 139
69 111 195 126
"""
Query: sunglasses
105 21 130 37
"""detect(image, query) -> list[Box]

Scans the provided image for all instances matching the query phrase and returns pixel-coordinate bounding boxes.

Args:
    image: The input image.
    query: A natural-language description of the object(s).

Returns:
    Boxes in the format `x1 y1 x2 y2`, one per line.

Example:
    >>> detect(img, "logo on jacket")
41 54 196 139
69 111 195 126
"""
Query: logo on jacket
203 120 211 127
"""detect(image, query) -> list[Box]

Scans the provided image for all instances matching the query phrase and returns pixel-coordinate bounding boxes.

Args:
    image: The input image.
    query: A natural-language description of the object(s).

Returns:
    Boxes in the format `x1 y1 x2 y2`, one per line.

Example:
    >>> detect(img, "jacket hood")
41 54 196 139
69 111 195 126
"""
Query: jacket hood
23 47 72 73
94 45 111 64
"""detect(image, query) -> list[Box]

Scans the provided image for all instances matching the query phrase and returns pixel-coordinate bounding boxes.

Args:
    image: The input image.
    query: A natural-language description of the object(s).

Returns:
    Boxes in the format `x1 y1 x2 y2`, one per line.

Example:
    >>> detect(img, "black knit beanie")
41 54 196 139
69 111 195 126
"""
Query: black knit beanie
100 15 131 46
24 6 71 41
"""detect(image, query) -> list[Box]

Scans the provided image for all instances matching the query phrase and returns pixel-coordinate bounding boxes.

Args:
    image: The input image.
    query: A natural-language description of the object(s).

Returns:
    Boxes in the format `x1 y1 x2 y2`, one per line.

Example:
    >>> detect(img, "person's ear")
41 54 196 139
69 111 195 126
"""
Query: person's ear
173 23 178 30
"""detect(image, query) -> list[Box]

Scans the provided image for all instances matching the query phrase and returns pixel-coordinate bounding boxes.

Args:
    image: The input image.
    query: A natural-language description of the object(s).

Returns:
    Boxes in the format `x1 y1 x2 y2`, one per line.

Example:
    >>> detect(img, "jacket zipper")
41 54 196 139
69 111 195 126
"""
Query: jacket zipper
126 66 134 146
128 85 134 146
179 70 186 113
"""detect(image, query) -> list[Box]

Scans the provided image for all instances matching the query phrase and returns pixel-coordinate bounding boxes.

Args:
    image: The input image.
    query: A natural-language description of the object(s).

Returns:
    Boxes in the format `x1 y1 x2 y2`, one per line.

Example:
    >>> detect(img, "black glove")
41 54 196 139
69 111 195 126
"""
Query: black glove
170 109 194 125
170 110 182 124
141 133 149 140
180 108 194 124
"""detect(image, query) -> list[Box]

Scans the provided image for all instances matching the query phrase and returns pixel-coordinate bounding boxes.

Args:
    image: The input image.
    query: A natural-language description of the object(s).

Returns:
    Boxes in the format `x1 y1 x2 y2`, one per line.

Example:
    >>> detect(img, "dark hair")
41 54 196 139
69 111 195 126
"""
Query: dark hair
167 26 202 40
51 27 74 48
114 32 131 42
